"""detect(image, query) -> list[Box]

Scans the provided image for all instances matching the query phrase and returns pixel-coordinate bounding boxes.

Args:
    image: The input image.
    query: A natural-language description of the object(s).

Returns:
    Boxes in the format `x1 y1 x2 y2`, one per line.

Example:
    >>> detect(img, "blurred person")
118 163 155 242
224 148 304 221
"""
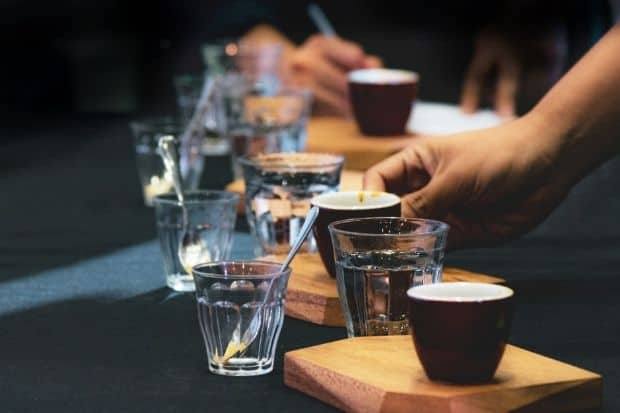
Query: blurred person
240 1 612 117
364 24 620 248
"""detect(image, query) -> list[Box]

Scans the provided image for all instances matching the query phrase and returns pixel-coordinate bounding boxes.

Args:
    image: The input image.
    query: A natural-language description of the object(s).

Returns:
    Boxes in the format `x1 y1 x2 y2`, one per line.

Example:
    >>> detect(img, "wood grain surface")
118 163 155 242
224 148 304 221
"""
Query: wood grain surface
284 335 602 413
306 117 415 170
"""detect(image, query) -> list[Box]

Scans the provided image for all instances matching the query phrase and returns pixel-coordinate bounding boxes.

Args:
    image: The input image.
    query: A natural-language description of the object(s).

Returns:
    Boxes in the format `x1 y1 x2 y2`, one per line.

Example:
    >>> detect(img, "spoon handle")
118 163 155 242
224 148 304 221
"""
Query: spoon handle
280 206 320 272
158 135 185 204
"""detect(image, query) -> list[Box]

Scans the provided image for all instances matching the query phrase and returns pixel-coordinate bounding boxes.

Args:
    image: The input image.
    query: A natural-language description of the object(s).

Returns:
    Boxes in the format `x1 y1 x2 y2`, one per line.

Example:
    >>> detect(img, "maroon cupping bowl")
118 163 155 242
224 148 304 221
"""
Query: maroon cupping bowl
311 191 401 278
348 68 419 136
408 282 514 383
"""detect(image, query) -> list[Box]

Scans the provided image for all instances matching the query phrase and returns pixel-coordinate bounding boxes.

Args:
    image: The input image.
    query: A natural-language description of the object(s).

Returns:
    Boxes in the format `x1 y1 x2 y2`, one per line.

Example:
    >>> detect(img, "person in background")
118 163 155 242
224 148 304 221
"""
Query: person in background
363 24 620 248
241 1 613 117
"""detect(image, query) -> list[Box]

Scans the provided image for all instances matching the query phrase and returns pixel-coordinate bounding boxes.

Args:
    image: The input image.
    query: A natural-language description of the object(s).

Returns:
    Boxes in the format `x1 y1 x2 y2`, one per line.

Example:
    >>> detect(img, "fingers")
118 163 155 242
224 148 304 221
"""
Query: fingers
460 47 494 114
494 60 519 118
364 55 383 68
400 170 464 219
364 145 433 195
306 35 366 69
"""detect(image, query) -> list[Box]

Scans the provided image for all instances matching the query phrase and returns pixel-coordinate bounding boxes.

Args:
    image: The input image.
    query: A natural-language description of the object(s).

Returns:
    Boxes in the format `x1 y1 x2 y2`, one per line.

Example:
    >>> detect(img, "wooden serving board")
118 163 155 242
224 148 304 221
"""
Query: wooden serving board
284 335 602 413
280 253 504 327
306 117 415 170
226 169 364 215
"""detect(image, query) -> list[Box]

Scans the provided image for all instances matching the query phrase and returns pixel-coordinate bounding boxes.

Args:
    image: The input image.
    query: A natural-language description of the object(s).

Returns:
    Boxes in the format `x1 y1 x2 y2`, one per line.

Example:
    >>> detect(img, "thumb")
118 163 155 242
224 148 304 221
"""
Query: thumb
400 173 463 219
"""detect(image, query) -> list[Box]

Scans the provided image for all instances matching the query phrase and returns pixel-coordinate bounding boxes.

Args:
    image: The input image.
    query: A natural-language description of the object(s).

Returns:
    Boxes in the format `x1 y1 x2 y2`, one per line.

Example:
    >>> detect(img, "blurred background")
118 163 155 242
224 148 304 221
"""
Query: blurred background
1 0 619 277
1 0 616 117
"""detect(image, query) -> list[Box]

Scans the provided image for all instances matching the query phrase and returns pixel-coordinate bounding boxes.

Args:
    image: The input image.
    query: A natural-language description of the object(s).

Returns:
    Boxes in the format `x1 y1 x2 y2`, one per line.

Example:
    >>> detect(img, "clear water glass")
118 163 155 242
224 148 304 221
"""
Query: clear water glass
153 191 239 292
192 260 291 376
329 218 449 337
130 118 205 201
173 74 230 156
224 82 312 179
240 153 344 255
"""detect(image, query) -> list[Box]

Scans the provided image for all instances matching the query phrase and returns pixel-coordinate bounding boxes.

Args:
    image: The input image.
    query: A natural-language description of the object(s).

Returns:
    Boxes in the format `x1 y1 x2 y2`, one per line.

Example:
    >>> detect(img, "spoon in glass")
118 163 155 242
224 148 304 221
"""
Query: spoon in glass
158 136 210 275
218 205 320 363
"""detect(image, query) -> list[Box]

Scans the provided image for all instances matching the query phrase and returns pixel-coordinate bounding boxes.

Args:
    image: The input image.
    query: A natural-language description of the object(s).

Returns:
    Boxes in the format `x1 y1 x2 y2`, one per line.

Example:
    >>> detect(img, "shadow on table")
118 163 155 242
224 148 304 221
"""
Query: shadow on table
0 287 344 412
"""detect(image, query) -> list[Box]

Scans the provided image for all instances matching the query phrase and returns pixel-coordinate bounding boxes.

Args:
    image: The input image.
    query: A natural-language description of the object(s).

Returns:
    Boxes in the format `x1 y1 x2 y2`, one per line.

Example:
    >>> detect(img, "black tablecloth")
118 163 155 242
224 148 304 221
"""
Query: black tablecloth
1 116 618 412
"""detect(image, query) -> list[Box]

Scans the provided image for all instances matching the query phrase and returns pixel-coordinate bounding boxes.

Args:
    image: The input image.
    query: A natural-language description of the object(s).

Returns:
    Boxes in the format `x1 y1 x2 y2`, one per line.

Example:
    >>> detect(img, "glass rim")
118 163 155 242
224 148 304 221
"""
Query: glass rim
192 260 291 280
328 217 449 238
237 152 345 169
152 190 240 206
407 282 514 303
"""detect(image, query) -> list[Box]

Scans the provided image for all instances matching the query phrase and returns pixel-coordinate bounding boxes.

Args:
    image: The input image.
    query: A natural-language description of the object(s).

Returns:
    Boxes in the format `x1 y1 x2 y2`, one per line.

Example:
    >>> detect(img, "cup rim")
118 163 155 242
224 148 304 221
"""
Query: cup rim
311 191 400 211
348 68 419 84
152 190 240 206
328 217 448 238
192 260 291 280
407 282 514 303
238 152 345 169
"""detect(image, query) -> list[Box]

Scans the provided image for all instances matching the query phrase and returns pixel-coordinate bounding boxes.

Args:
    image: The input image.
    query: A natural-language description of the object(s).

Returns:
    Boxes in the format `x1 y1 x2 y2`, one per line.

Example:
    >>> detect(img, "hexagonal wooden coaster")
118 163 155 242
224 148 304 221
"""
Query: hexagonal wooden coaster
278 253 504 327
284 335 602 413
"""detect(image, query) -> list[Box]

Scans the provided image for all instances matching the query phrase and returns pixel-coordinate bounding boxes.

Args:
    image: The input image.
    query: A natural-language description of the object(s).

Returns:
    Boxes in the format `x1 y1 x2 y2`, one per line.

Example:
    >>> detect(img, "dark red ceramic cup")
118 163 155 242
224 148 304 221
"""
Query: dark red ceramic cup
311 191 401 278
408 282 514 383
348 68 419 136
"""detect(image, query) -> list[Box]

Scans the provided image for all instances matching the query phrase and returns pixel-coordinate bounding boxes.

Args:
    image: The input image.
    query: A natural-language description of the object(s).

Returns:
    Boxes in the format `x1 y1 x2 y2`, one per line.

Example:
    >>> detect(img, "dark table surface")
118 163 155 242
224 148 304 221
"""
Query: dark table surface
1 115 619 412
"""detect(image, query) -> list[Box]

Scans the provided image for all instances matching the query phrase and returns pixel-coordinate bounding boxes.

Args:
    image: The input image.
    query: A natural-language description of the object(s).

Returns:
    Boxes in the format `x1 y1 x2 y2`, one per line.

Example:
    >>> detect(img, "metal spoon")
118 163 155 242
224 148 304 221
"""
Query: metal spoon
157 136 209 275
219 206 320 362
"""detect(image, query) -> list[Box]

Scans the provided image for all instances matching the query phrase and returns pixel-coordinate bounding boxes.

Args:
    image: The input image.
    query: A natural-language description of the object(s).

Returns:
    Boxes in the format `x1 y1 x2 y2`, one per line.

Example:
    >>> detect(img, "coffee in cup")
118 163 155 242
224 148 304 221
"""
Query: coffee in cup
408 282 514 383
348 68 419 136
311 191 401 278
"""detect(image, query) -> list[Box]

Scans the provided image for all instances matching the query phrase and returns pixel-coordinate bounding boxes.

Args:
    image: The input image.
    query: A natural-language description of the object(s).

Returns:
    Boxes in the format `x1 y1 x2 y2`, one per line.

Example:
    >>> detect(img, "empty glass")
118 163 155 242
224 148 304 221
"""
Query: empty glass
227 85 313 179
173 74 229 156
329 218 449 337
192 260 291 376
240 153 344 255
153 191 239 292
130 118 205 203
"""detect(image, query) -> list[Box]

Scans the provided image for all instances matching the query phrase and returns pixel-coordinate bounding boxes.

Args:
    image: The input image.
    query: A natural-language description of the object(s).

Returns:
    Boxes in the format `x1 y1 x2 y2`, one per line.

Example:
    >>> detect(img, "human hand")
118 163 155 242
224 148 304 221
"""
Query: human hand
460 30 521 118
284 35 381 116
461 28 567 118
364 114 575 248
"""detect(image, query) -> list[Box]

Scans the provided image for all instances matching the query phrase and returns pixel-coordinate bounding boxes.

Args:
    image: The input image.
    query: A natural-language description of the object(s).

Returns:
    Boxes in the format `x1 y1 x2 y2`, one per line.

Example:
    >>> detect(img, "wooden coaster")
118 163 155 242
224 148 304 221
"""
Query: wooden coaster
306 117 415 170
280 253 504 327
284 335 602 413
226 170 364 215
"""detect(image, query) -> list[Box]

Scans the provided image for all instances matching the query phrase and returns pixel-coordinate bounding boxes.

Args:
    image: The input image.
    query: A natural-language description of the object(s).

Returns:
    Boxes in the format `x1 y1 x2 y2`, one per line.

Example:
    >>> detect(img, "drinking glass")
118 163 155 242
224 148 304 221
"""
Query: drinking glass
192 260 291 376
240 153 344 255
173 74 229 156
130 118 205 202
153 191 239 292
329 217 449 337
226 85 313 179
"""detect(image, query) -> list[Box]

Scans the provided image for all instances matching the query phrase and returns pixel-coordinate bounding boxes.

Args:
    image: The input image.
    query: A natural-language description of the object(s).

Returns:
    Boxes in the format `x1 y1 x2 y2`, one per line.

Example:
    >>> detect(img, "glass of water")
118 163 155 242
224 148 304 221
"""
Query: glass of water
225 84 313 179
240 153 344 255
153 191 239 292
329 218 449 337
192 260 291 376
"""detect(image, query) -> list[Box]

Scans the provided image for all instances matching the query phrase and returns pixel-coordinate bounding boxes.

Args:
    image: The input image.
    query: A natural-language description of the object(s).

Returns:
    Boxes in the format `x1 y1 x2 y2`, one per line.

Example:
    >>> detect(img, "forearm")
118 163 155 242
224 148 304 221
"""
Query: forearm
530 24 620 180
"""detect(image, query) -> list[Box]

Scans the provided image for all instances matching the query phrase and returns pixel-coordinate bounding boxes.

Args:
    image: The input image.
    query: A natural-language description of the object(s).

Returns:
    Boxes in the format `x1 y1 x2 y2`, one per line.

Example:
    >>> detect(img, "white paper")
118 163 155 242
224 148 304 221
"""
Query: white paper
408 101 504 135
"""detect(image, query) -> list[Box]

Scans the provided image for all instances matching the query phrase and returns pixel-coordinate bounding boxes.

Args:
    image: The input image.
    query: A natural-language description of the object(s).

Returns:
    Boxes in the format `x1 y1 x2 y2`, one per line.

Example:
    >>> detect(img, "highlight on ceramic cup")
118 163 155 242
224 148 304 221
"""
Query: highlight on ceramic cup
240 152 344 256
348 68 419 136
153 190 239 292
192 260 291 376
408 282 514 383
329 217 448 337
311 191 401 278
